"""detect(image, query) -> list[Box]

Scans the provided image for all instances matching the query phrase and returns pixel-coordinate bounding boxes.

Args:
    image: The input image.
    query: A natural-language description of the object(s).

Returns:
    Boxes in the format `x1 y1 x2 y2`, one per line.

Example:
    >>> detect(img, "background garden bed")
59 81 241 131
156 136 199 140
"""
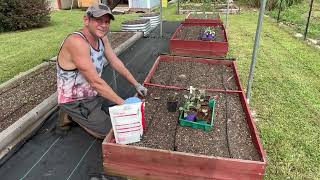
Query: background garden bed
170 22 228 57
179 3 240 14
184 12 222 24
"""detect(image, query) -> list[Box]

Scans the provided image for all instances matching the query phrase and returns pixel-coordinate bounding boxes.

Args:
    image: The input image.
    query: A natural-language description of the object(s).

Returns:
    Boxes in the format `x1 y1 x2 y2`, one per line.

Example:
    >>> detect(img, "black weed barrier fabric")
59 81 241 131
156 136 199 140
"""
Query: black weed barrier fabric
0 21 181 180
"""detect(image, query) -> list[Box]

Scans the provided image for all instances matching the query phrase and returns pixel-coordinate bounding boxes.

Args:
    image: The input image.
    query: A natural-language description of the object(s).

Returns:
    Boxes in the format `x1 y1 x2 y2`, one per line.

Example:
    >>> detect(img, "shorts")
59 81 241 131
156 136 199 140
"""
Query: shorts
59 96 113 137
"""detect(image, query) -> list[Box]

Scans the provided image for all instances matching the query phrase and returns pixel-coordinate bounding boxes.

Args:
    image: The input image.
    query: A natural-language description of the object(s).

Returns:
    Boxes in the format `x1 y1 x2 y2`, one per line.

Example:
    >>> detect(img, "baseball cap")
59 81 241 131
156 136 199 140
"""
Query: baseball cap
86 3 115 20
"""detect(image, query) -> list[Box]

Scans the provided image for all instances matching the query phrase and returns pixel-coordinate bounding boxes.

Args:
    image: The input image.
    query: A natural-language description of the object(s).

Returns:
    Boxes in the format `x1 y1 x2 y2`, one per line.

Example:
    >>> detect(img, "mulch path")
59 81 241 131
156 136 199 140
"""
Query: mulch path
0 32 136 133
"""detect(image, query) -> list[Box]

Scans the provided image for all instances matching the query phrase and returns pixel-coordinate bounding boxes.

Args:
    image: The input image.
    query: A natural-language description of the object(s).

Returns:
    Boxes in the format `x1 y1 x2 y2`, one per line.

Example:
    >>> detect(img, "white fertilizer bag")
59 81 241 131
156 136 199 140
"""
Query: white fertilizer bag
109 102 145 144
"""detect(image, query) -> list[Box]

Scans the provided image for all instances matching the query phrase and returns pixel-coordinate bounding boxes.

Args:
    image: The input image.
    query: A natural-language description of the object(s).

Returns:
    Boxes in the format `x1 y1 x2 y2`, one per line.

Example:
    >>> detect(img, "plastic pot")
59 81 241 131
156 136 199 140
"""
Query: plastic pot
167 101 178 112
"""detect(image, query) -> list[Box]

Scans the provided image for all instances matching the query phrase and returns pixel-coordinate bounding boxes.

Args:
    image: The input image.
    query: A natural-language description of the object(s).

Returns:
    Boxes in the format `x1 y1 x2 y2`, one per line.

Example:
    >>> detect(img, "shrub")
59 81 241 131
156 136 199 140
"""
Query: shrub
0 0 50 32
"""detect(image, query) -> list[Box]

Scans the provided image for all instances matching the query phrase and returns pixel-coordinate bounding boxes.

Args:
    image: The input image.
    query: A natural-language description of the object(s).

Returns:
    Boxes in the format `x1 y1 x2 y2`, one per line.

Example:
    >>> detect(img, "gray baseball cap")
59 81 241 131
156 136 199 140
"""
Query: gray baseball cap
86 3 115 20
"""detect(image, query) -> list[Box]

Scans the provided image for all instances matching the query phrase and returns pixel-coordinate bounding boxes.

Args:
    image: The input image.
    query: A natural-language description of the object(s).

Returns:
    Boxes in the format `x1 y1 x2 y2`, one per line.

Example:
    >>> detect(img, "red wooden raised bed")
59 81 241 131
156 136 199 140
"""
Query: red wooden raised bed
102 55 266 180
170 22 228 57
184 12 222 24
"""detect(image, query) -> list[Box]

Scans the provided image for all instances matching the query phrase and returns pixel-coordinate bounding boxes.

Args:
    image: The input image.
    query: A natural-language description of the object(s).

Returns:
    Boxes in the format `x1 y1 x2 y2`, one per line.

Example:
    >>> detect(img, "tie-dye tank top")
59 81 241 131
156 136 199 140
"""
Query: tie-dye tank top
57 32 107 104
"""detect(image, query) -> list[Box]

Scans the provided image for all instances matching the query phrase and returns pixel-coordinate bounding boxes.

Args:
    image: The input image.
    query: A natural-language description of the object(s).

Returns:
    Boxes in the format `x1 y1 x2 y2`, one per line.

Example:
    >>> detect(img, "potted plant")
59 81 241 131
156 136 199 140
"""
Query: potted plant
199 27 216 41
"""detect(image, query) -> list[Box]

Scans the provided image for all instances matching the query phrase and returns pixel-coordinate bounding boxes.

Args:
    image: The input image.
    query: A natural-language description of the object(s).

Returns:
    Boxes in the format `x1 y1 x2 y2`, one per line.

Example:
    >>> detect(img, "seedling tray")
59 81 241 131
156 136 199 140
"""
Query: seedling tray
170 22 228 57
179 99 216 131
184 12 222 24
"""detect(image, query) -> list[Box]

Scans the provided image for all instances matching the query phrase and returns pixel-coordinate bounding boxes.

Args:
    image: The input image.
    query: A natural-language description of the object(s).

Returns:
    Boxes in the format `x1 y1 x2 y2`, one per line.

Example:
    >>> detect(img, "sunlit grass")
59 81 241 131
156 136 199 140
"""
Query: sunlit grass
228 11 320 179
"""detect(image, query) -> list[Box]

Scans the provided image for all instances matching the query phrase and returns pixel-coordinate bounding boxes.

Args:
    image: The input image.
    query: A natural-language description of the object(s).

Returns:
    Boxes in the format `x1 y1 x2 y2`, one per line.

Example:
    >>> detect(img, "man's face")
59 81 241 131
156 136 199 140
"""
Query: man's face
85 15 111 38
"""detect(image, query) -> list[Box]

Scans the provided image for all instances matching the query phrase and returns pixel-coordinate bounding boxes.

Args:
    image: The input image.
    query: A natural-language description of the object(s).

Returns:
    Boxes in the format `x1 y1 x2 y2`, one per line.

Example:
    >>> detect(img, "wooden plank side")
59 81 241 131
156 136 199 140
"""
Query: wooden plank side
143 56 161 84
231 61 244 92
103 142 265 179
238 91 267 162
170 40 228 57
104 162 264 180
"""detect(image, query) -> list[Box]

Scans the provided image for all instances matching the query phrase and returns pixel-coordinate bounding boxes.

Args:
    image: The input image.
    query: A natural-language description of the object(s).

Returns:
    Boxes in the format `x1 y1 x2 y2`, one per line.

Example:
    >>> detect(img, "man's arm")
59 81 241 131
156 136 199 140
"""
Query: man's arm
66 35 124 104
102 36 139 86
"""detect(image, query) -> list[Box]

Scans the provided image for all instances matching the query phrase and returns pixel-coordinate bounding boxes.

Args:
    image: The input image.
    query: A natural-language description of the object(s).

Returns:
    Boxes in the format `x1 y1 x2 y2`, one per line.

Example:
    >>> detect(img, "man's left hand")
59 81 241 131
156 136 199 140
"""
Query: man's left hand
134 83 148 97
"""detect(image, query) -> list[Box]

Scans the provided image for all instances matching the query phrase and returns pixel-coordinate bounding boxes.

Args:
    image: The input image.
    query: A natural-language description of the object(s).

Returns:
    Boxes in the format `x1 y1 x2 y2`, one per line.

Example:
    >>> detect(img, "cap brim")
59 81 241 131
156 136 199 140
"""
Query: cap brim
92 11 115 20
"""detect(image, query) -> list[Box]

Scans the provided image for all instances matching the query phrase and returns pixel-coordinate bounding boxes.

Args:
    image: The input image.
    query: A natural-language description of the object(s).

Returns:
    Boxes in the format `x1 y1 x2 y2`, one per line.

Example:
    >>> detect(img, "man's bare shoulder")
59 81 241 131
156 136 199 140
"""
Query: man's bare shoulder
64 33 89 50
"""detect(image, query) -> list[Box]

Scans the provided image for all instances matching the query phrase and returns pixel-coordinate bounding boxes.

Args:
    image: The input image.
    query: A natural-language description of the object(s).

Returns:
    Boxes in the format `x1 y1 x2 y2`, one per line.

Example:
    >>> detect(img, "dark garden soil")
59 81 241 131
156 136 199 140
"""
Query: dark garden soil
175 25 226 42
0 32 136 133
109 32 135 49
0 64 56 132
122 19 149 25
140 12 160 17
131 87 182 150
150 60 239 90
131 86 261 161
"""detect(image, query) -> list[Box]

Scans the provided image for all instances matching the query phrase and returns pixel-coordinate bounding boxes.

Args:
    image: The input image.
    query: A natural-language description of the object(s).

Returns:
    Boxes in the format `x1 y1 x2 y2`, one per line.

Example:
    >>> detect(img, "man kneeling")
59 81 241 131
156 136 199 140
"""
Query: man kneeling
56 3 147 139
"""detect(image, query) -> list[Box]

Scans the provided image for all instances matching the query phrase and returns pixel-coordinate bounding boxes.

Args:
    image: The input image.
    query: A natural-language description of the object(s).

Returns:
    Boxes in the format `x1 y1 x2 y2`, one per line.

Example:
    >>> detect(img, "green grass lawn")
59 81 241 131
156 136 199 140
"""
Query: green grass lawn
0 3 319 179
228 10 320 179
0 9 139 84
268 0 320 39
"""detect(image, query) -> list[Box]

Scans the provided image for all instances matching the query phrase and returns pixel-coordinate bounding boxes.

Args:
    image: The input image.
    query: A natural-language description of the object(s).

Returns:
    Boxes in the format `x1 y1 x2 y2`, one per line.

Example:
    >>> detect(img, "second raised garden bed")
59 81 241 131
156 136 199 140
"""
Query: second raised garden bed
121 19 151 37
170 22 228 57
184 12 222 24
102 55 266 179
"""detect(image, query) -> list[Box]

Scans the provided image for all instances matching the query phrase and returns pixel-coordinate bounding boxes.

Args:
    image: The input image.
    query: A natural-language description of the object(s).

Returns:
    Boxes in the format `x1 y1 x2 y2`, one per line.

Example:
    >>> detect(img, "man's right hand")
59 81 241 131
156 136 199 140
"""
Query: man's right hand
134 83 148 97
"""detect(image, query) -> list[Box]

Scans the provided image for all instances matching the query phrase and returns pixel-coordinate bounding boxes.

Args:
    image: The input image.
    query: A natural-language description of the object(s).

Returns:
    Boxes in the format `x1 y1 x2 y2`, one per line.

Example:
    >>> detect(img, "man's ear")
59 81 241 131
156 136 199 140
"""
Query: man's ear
83 16 90 26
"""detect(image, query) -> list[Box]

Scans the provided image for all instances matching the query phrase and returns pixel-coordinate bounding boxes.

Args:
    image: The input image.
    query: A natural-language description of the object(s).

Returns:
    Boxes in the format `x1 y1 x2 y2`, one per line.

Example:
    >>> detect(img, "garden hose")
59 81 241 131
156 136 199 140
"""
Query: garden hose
221 65 232 158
